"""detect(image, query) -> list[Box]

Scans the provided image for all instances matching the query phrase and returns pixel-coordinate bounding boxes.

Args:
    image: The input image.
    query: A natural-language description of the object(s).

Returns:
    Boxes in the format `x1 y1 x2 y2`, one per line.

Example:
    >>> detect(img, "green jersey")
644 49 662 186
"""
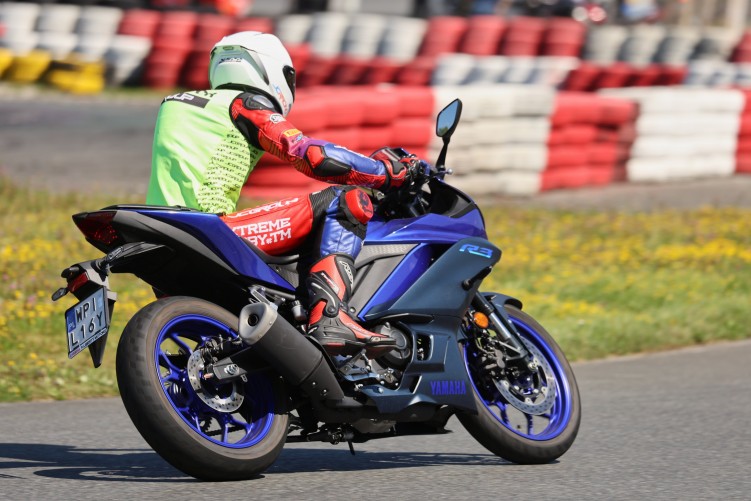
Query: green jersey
146 89 265 214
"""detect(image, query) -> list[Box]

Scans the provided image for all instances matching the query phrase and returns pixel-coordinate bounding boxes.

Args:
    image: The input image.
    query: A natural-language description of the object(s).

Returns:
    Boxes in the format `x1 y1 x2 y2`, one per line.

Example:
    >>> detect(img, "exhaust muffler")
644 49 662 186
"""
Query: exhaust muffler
238 302 345 402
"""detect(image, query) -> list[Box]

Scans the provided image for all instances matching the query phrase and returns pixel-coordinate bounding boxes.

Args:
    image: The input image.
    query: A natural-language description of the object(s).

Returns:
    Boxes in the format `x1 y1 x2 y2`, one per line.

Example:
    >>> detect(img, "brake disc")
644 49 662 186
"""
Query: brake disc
187 350 244 412
494 337 557 416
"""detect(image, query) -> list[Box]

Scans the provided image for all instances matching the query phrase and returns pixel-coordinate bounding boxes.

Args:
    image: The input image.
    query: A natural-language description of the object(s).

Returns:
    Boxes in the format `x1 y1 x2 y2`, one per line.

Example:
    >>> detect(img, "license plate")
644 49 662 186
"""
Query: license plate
65 287 110 359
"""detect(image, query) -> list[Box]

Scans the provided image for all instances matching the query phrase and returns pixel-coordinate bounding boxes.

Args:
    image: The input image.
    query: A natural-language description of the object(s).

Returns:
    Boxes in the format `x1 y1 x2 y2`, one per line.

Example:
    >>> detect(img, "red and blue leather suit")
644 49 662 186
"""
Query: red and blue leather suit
219 92 413 354
220 92 407 260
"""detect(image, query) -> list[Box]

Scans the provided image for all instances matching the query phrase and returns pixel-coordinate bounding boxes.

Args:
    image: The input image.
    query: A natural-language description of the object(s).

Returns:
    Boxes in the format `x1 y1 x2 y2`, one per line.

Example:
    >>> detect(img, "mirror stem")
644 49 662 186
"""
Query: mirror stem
436 137 450 171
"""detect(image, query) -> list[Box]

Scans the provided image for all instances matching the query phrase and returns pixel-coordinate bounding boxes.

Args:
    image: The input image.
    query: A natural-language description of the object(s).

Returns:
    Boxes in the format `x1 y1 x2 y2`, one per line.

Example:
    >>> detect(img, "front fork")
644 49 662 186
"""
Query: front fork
471 293 529 361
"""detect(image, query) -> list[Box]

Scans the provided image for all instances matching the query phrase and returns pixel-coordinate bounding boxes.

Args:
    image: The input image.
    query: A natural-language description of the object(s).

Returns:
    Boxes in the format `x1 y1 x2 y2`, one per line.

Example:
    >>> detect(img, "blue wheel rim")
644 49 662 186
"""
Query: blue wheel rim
155 314 276 449
464 316 573 441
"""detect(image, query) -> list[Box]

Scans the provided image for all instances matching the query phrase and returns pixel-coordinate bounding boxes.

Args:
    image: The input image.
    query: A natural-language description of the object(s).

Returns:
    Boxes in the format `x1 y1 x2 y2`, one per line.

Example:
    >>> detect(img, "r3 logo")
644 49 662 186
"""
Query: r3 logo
459 244 494 259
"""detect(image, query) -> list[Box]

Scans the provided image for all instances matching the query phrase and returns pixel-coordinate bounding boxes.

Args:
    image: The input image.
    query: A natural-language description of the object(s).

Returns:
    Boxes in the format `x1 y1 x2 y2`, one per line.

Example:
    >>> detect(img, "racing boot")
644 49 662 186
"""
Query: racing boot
306 254 397 357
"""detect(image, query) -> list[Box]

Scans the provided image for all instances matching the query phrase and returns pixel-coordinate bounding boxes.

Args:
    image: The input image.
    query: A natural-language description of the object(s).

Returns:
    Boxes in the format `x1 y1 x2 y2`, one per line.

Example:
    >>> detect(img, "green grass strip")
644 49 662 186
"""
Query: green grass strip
1 177 749 401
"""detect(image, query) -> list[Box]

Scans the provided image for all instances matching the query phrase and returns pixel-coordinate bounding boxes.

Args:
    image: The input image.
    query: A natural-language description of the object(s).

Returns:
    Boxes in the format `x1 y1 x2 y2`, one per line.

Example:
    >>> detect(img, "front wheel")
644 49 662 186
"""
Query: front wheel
458 305 581 464
116 297 289 481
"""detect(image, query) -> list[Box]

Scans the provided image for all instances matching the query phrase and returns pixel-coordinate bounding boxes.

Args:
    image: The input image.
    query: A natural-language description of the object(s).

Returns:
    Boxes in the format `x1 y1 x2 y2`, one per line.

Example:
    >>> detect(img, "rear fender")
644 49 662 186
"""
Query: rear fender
52 260 116 368
483 292 523 312
100 209 293 311
101 241 174 275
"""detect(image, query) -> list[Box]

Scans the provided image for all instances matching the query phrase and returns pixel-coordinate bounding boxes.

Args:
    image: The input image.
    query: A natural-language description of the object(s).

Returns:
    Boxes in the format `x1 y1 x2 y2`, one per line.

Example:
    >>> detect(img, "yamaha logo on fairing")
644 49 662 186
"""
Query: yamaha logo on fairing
430 380 467 396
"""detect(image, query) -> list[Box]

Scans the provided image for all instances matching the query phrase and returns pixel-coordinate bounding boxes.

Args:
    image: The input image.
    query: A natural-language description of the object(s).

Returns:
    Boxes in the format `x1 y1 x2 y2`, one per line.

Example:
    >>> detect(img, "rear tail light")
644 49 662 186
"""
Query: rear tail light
52 264 95 302
72 211 122 247
67 271 90 293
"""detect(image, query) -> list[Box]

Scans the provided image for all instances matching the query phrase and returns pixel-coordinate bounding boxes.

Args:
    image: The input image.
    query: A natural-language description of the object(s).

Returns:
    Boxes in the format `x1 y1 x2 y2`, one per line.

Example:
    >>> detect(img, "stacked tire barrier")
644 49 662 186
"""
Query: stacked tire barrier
583 25 628 64
0 2 276 91
501 16 545 56
585 25 739 66
735 90 751 175
1 2 45 57
544 92 636 190
141 11 274 89
244 85 434 200
542 18 587 57
293 13 429 87
244 84 749 200
429 85 556 196
601 87 742 182
0 2 146 91
7 4 751 93
433 54 578 87
562 61 687 91
2 5 750 198
459 15 506 56
419 16 467 57
731 30 751 63
687 23 751 87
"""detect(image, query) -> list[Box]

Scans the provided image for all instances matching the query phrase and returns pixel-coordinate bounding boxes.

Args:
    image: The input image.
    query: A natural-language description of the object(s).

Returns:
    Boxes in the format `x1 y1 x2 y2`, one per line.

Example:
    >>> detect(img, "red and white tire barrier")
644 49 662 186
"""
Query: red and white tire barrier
736 90 751 175
244 84 751 199
243 85 435 200
7 5 751 92
429 85 555 196
601 87 742 182
543 92 636 191
432 54 579 87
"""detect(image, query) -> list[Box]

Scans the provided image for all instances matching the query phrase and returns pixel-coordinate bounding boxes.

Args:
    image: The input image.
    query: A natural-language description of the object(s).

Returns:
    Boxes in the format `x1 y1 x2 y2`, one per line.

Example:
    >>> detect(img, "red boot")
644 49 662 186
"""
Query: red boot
307 254 396 356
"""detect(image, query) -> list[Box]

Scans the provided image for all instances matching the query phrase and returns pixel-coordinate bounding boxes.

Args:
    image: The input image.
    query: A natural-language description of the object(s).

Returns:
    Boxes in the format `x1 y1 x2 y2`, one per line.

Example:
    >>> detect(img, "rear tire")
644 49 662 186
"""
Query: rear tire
116 296 289 481
458 305 581 464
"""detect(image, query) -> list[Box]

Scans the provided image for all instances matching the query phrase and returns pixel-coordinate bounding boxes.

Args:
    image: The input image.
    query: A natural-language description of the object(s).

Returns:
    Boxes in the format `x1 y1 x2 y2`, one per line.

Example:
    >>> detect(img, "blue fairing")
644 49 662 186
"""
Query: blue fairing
126 203 484 295
137 209 296 291
357 209 488 318
358 244 436 318
365 209 487 244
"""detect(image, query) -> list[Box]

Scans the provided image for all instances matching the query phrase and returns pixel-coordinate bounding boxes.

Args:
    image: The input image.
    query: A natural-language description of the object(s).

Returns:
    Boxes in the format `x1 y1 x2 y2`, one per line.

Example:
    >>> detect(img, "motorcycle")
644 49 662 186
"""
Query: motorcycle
52 99 581 481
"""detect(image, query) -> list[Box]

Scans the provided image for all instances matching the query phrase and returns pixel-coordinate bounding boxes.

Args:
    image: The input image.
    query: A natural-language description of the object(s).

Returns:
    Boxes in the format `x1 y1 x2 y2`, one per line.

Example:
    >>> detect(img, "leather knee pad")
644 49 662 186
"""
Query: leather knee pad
340 187 373 226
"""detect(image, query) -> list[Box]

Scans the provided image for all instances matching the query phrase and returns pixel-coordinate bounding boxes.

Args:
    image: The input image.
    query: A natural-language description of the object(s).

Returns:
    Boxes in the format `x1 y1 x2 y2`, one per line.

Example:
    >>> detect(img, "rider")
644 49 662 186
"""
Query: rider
146 32 423 357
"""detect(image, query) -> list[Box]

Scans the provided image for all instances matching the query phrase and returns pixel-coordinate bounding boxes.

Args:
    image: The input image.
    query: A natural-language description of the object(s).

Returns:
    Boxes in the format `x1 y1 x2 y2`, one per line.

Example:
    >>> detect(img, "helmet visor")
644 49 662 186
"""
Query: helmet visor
283 65 296 100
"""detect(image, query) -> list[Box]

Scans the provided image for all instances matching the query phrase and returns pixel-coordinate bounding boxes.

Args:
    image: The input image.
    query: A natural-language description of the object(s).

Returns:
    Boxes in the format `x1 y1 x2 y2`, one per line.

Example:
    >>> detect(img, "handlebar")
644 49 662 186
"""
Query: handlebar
376 157 449 219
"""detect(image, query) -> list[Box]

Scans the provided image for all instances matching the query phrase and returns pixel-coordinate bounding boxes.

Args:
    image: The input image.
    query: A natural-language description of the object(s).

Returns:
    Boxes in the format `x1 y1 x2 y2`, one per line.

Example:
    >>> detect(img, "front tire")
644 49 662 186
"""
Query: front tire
458 305 581 464
116 297 289 481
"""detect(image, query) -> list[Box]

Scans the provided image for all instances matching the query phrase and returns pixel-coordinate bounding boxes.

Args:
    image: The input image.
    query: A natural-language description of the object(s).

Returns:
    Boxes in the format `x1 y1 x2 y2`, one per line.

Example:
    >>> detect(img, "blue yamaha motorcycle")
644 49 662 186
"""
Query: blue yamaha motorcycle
53 99 581 481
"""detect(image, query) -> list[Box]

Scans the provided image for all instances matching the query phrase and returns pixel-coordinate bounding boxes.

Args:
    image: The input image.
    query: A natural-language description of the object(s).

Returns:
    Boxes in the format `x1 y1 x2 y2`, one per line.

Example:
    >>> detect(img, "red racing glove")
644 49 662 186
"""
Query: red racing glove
370 147 420 190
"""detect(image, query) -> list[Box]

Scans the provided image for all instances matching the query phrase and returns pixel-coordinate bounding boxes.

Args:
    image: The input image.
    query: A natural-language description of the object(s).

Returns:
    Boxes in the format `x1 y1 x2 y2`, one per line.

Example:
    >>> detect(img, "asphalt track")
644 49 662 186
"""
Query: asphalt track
1 88 750 499
1 340 750 500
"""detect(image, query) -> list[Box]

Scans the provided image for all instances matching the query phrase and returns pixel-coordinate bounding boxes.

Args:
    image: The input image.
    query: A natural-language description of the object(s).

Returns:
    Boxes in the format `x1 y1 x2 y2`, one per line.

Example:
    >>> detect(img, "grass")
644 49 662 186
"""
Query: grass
1 177 750 402
482 208 751 359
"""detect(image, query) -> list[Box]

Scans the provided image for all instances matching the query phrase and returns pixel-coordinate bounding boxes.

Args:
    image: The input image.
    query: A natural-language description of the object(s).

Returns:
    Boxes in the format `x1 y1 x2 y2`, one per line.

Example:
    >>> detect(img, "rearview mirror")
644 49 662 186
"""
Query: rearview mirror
434 99 462 170
436 99 462 139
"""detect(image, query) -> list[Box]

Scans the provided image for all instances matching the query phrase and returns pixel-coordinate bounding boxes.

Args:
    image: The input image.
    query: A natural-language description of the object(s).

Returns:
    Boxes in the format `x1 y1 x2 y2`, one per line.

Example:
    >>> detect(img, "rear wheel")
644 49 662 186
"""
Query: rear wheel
116 296 288 481
458 305 581 463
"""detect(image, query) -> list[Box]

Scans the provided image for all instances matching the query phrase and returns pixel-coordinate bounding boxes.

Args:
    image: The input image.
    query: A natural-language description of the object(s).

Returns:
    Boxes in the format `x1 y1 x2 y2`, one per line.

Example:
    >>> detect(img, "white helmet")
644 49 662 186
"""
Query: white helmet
209 31 296 116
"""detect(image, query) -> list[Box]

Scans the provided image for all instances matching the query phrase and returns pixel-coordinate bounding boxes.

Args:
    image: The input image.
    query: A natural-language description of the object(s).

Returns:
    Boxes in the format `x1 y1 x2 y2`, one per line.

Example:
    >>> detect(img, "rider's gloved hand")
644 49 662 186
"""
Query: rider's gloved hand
408 157 432 179
370 148 427 190
399 155 433 185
